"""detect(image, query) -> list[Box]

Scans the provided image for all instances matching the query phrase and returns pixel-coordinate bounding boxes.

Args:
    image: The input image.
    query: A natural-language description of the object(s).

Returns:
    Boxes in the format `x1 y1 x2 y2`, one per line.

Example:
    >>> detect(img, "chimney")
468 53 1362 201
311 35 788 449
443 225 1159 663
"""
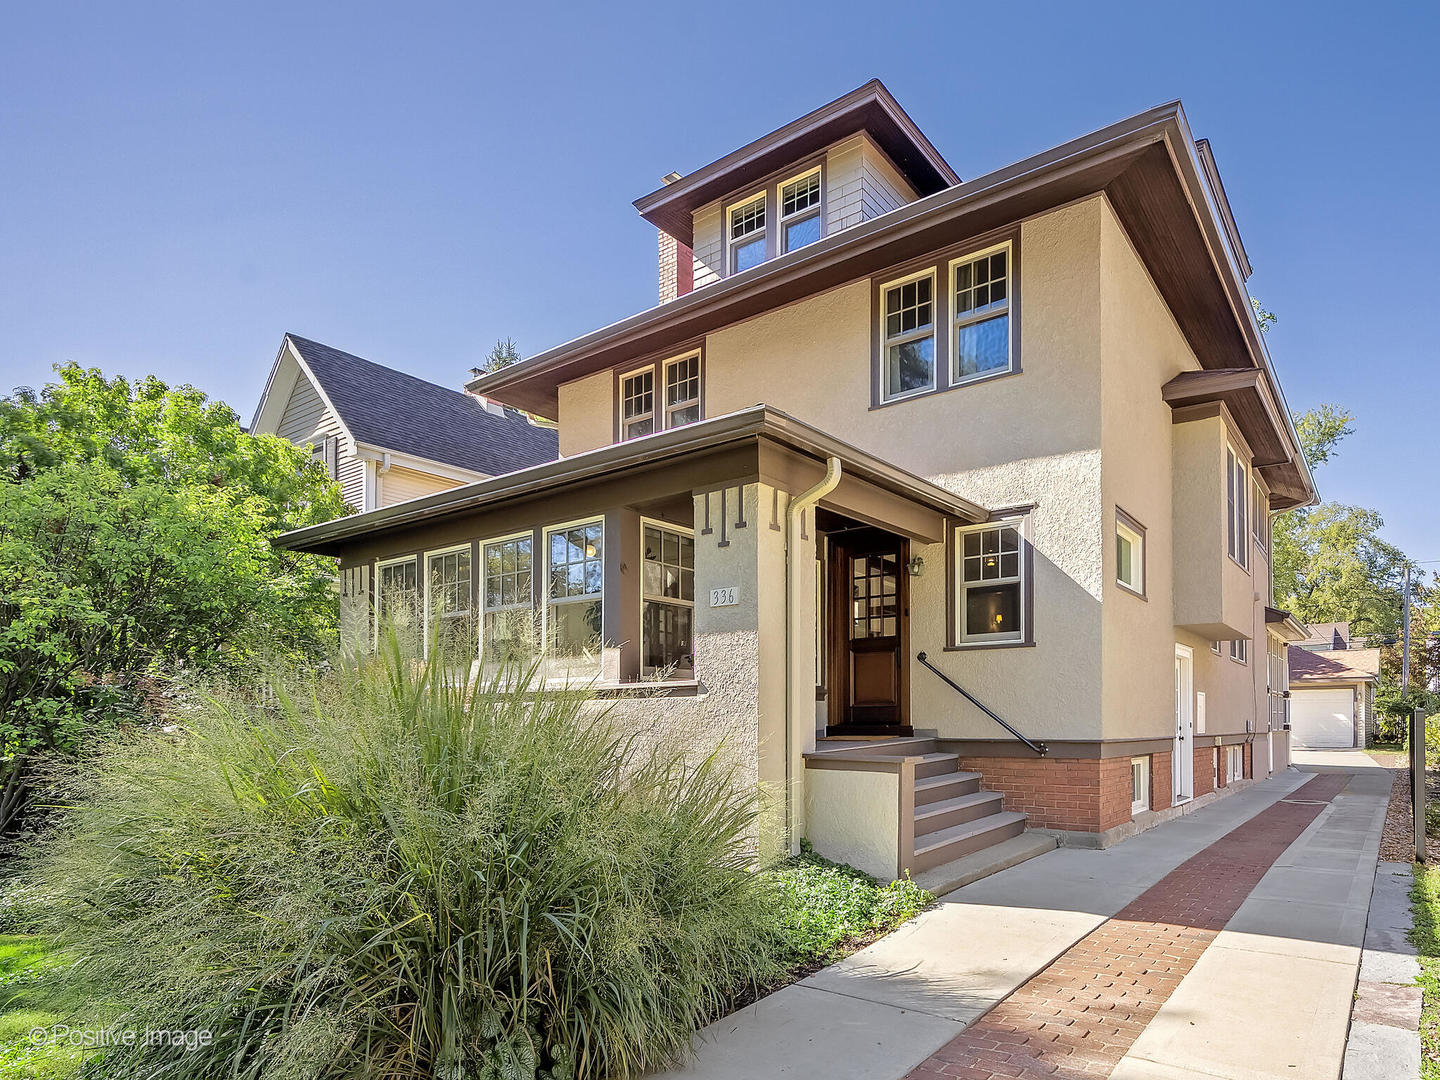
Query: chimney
657 172 693 305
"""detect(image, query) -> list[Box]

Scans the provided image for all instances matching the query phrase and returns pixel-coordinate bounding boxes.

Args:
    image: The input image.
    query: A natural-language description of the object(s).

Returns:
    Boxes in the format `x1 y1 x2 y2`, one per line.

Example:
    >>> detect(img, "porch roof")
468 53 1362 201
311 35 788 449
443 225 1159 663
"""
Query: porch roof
275 405 989 556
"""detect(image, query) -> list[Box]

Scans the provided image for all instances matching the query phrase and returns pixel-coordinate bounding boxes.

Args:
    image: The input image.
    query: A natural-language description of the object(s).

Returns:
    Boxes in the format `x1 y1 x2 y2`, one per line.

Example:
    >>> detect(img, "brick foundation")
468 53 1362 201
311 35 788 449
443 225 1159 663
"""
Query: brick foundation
1195 744 1217 796
957 754 1135 833
1149 750 1172 811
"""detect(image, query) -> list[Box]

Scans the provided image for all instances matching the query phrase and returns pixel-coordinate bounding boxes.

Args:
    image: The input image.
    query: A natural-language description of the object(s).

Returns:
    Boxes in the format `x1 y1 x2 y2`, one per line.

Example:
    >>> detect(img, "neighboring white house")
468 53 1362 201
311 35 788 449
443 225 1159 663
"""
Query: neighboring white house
1288 624 1381 748
250 333 559 513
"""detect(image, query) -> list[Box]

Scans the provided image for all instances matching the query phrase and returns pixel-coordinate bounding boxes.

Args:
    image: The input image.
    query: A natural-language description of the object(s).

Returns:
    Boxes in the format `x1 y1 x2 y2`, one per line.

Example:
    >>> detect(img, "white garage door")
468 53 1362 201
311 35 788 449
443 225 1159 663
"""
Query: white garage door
1291 689 1355 748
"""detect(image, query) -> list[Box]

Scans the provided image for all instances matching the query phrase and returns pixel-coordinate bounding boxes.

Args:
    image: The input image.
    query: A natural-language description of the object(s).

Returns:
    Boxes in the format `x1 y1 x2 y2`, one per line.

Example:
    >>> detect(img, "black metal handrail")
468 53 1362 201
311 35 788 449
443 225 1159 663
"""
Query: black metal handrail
916 651 1048 756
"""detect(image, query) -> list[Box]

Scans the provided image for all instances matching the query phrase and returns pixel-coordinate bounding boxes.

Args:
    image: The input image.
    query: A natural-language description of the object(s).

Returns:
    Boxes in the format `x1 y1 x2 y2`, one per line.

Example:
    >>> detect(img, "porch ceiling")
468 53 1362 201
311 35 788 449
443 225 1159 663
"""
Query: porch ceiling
274 406 988 557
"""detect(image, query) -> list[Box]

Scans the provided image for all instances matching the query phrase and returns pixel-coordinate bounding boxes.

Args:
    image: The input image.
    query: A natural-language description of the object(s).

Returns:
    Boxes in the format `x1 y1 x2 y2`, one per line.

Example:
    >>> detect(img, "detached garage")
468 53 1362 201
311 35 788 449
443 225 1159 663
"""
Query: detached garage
1287 646 1381 750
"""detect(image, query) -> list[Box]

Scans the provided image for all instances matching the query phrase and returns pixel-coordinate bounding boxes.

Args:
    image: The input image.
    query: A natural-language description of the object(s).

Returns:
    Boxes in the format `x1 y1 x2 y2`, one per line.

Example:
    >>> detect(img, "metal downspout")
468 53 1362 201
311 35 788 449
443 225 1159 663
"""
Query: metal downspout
783 456 842 852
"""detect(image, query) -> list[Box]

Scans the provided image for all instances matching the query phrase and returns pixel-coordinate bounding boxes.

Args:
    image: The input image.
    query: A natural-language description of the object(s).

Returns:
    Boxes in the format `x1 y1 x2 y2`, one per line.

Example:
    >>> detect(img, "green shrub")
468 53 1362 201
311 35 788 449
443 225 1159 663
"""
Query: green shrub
30 644 781 1080
770 841 932 967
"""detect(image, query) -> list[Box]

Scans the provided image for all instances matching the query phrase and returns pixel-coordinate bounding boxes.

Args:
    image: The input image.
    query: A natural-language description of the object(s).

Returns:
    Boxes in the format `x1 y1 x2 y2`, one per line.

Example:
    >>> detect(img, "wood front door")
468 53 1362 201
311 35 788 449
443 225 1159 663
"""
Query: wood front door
828 529 910 734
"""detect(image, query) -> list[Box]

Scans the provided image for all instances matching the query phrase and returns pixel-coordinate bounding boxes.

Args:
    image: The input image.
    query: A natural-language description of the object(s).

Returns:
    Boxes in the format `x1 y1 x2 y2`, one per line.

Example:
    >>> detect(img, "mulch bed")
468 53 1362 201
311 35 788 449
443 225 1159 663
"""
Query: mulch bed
1373 750 1440 863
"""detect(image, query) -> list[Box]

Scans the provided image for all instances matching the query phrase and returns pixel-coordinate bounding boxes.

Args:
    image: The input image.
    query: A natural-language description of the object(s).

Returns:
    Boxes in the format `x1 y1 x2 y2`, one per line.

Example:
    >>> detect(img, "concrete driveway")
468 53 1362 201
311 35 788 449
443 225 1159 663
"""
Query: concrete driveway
651 756 1392 1080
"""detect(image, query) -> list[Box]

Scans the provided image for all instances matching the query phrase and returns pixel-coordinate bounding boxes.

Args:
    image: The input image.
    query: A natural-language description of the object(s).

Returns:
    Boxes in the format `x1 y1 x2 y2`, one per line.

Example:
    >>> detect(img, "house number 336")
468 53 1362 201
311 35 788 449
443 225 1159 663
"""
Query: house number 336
709 587 739 608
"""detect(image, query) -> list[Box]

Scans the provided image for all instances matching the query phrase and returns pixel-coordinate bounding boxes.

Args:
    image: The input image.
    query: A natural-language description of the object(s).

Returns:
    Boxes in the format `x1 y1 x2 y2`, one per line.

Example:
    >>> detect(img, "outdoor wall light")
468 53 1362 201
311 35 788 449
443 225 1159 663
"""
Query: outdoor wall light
907 556 925 577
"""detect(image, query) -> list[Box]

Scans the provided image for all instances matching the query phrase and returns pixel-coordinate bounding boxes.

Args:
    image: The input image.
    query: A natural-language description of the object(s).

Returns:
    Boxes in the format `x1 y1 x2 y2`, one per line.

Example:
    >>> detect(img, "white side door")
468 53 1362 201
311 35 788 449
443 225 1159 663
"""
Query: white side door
1174 645 1195 802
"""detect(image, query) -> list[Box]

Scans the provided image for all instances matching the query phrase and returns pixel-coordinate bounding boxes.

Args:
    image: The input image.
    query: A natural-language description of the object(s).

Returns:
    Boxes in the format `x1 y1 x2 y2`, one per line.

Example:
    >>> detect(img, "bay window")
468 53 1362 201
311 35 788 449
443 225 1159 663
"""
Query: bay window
641 522 695 678
545 520 604 675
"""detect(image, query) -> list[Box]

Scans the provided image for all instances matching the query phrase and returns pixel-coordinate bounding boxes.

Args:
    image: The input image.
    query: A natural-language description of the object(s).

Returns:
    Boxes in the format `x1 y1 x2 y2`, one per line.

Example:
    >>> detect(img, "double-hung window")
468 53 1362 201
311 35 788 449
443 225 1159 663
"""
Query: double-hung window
621 368 655 440
728 194 767 274
1116 511 1145 596
641 523 695 678
881 273 936 401
376 556 420 648
481 534 534 664
1226 444 1249 569
1229 637 1249 664
425 545 473 658
951 245 1012 382
779 169 822 254
664 353 701 428
545 520 604 676
955 519 1025 644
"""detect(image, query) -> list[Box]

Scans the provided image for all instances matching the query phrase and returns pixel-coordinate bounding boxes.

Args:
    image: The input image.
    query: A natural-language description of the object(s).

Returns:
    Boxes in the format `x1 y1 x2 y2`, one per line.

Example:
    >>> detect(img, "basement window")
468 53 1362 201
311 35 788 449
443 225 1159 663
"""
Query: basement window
1131 757 1149 816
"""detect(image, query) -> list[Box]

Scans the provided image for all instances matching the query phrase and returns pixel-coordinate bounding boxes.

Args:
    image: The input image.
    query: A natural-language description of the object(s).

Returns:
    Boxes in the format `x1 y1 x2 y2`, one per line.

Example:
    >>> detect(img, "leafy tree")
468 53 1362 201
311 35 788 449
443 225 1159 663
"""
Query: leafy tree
0 364 347 835
1251 296 1277 333
483 337 523 372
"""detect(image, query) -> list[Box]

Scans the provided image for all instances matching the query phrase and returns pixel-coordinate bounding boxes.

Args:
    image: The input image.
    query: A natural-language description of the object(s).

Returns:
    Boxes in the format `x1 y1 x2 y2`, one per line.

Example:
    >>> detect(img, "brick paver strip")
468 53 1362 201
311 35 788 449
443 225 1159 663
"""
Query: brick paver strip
905 773 1352 1080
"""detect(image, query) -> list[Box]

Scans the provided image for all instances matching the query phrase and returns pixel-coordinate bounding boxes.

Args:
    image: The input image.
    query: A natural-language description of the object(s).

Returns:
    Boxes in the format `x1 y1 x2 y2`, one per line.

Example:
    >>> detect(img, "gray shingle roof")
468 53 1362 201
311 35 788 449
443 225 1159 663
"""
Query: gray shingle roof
286 334 558 477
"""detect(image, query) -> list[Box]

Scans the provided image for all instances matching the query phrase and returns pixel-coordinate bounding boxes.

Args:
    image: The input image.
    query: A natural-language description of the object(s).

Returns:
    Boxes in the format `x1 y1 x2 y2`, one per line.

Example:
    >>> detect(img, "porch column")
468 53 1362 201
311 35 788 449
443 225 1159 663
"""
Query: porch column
690 481 818 858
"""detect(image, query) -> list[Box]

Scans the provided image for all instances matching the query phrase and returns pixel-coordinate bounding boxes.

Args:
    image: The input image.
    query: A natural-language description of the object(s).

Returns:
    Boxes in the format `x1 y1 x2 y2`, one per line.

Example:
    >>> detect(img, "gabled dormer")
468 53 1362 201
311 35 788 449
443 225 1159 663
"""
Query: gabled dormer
635 80 958 303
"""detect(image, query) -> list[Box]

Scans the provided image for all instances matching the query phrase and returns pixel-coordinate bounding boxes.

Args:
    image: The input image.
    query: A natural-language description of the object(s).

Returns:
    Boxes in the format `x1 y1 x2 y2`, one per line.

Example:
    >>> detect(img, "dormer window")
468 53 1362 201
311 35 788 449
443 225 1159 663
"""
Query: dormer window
621 368 655 439
728 194 767 274
780 169 822 253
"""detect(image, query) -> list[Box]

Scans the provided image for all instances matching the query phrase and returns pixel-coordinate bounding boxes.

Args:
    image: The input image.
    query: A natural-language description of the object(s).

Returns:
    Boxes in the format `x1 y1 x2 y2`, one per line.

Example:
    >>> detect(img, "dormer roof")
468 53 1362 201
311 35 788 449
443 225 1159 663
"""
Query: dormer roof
633 79 959 246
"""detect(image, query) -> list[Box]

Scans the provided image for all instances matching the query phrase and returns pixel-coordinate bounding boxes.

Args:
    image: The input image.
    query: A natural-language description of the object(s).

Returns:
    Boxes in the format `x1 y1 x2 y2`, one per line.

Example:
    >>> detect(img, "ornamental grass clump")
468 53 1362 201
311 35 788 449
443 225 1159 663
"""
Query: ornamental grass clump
31 640 780 1080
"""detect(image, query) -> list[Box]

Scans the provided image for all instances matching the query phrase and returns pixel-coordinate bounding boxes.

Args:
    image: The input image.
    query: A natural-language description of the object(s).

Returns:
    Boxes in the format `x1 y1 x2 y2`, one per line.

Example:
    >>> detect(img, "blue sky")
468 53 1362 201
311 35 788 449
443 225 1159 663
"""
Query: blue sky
1 2 1434 557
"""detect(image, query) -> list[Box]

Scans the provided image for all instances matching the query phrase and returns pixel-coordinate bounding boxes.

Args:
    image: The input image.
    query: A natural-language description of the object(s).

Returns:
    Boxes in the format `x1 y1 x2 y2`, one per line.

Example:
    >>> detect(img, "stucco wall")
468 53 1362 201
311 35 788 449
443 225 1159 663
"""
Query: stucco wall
804 766 899 880
556 370 613 457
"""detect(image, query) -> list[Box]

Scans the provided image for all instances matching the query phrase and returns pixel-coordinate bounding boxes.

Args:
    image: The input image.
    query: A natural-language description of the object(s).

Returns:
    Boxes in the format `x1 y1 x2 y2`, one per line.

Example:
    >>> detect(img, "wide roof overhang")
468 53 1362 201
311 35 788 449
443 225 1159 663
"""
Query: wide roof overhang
275 406 989 557
632 79 958 245
468 101 1315 510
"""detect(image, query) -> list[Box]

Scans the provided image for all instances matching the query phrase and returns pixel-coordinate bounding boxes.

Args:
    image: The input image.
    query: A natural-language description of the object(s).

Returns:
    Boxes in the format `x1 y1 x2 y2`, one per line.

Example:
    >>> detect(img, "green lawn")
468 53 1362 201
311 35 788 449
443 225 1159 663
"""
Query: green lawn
0 933 90 1080
1413 865 1440 1078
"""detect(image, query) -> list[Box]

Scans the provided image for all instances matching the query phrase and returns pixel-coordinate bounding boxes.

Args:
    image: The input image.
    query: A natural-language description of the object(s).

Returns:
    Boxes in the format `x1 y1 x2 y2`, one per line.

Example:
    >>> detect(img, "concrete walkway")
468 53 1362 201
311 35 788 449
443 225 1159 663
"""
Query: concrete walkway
651 757 1391 1080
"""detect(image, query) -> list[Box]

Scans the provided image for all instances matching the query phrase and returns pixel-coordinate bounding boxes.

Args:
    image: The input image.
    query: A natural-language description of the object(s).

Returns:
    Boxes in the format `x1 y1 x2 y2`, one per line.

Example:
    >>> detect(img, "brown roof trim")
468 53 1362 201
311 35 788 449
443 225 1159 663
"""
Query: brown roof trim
1162 368 1291 468
274 405 988 554
633 80 959 245
469 100 1314 508
1193 139 1253 282
1265 606 1308 641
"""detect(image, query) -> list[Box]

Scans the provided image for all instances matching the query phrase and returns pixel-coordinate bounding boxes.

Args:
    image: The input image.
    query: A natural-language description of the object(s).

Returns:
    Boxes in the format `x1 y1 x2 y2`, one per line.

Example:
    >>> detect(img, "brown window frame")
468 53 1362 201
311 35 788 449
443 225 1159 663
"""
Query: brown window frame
611 344 706 444
944 506 1036 651
870 226 1022 410
1115 506 1147 599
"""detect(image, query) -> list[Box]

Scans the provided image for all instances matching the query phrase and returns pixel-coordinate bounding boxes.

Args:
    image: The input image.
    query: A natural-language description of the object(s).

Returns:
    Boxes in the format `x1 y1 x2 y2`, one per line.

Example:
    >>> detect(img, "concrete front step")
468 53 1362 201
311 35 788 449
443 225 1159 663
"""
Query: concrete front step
913 769 983 805
913 790 1006 837
912 810 1028 873
913 832 1058 896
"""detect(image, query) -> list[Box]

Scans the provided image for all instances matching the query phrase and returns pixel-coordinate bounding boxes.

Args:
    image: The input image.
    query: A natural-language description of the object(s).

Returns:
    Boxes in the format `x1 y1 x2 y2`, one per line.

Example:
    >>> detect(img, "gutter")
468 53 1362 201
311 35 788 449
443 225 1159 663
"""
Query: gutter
784 456 841 852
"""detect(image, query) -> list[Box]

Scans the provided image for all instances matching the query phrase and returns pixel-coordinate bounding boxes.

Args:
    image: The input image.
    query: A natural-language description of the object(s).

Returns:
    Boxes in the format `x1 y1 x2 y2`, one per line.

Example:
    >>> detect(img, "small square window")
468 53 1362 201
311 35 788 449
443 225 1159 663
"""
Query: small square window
1130 757 1149 816
1116 513 1144 595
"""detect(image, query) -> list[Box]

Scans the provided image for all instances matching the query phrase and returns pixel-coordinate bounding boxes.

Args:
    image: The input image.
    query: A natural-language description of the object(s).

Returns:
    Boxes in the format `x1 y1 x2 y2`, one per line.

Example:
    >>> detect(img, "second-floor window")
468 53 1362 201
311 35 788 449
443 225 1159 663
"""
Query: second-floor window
1251 476 1267 552
881 273 936 401
621 369 654 439
729 194 767 274
621 351 703 441
665 353 701 427
1226 444 1249 570
779 169 822 253
952 245 1012 383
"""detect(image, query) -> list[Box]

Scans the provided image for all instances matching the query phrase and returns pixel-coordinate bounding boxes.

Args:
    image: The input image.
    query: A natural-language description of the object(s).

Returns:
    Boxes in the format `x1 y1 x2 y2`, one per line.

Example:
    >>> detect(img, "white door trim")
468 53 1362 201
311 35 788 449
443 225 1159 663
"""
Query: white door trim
1174 644 1195 804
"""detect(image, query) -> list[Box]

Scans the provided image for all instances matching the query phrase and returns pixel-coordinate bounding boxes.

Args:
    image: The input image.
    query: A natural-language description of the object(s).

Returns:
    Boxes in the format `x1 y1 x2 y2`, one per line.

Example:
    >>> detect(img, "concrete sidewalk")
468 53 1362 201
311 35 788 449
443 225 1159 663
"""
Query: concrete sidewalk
653 762 1388 1080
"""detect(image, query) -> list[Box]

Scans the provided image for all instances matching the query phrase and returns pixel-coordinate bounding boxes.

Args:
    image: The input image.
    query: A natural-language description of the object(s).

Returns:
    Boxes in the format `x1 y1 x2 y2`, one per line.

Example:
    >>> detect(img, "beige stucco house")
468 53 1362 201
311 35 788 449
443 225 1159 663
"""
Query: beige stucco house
251 333 558 512
276 81 1316 880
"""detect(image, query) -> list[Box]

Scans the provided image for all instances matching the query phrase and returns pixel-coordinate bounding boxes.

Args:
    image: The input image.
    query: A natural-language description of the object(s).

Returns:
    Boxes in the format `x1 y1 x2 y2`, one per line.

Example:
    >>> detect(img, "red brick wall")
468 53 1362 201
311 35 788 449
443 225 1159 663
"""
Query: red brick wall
1243 741 1253 779
1149 751 1172 811
957 754 1135 833
1195 745 1217 796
